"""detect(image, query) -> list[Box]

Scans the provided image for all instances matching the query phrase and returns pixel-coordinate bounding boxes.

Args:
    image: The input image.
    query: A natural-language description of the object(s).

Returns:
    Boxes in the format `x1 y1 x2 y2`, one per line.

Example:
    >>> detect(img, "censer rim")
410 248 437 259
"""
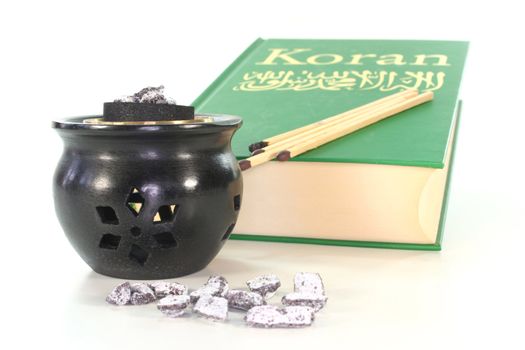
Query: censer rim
52 113 242 131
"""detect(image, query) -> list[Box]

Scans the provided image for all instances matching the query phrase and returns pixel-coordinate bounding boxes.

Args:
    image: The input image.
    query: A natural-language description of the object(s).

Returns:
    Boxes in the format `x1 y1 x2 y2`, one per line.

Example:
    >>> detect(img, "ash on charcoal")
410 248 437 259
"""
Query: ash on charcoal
114 85 175 104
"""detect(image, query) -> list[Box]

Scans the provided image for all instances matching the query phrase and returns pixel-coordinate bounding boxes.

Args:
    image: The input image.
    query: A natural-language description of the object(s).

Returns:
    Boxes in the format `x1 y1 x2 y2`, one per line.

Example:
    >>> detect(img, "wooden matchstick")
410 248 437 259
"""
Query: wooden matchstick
238 91 433 171
250 90 417 157
247 89 417 153
276 91 434 162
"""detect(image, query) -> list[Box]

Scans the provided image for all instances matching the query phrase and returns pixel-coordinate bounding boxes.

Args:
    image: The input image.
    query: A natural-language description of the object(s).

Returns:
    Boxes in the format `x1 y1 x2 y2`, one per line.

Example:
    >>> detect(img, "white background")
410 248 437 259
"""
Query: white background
1 1 524 349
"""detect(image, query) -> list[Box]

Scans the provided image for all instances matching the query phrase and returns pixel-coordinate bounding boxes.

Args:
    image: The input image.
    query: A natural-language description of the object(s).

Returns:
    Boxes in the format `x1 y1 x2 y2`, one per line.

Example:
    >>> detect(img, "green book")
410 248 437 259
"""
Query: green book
193 38 468 250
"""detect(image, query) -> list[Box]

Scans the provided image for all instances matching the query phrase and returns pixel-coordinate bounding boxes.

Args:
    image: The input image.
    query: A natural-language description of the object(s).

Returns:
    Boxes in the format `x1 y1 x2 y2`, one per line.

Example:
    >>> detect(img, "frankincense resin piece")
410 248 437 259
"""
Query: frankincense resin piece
206 276 229 297
193 295 228 321
149 281 187 298
226 289 266 311
106 282 132 306
282 306 316 327
245 305 314 328
246 274 281 299
157 295 191 318
190 275 229 303
294 272 326 296
245 305 284 328
130 283 156 305
281 292 327 312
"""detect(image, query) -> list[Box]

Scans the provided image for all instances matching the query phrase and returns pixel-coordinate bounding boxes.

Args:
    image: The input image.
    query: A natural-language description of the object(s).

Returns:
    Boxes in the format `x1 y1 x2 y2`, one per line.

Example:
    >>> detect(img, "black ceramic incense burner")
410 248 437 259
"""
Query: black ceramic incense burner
52 101 243 279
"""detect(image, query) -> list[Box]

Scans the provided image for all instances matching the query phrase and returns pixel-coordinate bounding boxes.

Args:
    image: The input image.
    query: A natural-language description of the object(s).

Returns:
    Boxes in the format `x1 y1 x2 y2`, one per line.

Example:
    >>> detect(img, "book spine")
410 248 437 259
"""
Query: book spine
192 38 266 108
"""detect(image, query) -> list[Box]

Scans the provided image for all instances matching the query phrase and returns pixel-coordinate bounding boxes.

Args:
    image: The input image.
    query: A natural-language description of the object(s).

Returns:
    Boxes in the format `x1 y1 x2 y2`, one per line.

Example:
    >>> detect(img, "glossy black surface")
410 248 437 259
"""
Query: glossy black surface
52 115 243 279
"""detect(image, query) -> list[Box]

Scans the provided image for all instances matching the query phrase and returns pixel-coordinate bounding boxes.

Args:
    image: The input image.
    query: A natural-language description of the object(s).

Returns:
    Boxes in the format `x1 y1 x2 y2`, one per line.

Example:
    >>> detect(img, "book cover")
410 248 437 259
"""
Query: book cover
193 39 468 250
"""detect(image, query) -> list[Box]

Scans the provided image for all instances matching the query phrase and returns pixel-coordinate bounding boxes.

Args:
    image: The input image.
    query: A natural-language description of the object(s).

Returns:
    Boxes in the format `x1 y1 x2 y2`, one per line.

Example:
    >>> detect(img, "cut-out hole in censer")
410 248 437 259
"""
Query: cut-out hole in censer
222 223 236 241
99 233 121 249
153 232 178 248
96 206 119 225
153 204 177 223
233 195 241 211
126 188 145 216
129 244 149 265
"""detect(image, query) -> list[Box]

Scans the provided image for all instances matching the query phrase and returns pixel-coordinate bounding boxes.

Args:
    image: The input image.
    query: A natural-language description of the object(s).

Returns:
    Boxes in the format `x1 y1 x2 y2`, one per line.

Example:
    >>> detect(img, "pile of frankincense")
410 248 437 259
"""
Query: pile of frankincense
106 272 327 328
